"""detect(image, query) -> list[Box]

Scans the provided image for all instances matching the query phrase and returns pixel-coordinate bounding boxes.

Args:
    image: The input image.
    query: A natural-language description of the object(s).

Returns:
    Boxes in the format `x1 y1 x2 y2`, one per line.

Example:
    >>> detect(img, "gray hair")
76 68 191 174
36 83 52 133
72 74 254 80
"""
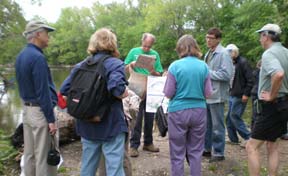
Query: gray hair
24 28 45 41
141 33 156 43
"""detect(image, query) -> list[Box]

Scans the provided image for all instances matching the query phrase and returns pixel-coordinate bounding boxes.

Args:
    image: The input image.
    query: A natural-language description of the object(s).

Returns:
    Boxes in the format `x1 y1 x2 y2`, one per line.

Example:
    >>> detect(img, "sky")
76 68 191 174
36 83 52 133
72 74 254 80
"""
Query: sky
15 0 123 23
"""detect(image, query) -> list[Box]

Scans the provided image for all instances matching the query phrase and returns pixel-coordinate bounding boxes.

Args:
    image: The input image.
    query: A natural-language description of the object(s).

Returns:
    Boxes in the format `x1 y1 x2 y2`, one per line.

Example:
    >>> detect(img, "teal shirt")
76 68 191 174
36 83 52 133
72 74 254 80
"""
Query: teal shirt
259 42 288 97
124 47 163 75
168 56 209 112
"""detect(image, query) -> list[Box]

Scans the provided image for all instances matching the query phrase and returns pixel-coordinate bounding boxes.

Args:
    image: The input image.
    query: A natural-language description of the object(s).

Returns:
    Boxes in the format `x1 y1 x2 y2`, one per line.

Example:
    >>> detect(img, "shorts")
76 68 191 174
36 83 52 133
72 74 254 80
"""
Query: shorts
251 98 288 142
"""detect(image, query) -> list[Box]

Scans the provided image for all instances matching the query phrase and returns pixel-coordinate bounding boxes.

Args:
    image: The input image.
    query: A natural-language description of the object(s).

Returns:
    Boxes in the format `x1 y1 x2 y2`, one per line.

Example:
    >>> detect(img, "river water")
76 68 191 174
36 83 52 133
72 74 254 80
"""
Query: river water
0 67 71 135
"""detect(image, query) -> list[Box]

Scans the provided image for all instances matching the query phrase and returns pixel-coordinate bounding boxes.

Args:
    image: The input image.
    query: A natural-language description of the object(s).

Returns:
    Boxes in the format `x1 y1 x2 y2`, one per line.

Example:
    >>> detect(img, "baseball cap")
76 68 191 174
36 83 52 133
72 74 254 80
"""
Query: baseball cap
255 23 282 35
226 44 238 51
23 21 55 37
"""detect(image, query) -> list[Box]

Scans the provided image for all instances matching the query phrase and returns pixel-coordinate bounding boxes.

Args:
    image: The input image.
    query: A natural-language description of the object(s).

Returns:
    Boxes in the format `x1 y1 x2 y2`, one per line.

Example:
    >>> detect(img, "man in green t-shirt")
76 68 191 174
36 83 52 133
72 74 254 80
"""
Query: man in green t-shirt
125 33 163 157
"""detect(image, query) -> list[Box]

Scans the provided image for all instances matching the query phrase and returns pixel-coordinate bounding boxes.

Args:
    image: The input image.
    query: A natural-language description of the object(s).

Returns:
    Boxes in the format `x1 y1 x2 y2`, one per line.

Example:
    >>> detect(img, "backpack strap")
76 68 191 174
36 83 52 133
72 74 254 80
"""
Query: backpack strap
86 54 111 66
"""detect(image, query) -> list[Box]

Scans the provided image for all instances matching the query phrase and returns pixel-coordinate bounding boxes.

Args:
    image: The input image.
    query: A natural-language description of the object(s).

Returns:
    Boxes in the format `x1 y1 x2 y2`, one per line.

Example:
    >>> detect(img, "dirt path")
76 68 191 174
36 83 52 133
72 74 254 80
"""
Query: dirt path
58 133 288 176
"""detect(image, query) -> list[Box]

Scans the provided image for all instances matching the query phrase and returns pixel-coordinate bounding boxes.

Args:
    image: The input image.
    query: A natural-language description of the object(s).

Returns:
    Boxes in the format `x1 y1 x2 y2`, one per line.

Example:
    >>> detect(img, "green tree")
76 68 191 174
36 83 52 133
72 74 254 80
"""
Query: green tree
273 0 288 47
46 7 94 64
0 0 26 64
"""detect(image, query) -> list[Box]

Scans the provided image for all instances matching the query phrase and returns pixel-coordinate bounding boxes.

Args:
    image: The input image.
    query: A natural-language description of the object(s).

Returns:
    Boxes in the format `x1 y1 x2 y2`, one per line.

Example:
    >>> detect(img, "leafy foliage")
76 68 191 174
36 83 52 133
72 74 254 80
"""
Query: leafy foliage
0 0 26 64
1 0 288 68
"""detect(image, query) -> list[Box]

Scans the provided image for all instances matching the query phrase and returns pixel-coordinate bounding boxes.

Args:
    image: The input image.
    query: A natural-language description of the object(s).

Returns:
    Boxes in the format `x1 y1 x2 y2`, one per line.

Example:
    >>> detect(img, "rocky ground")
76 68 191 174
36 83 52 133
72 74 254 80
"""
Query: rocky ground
56 133 288 176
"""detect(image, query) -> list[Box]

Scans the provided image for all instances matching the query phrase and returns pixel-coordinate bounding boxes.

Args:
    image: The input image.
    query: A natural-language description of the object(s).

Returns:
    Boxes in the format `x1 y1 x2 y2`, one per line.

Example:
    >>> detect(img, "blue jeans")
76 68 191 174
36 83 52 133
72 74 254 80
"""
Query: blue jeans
226 96 250 142
80 133 125 176
130 99 154 149
205 103 226 156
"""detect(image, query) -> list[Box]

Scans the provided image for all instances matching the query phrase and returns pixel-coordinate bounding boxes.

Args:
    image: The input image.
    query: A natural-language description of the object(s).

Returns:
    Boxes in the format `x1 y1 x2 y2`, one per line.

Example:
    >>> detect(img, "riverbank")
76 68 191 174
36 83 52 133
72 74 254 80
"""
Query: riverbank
2 132 288 176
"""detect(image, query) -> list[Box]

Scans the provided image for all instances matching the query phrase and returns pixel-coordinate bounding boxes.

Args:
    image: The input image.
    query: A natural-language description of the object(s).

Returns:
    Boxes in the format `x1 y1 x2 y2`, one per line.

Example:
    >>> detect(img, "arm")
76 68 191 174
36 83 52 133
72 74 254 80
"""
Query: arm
242 60 254 102
150 69 161 76
32 58 55 123
260 71 284 101
210 52 233 82
32 58 57 135
151 51 163 76
163 71 176 99
106 58 129 99
260 52 284 102
204 74 213 98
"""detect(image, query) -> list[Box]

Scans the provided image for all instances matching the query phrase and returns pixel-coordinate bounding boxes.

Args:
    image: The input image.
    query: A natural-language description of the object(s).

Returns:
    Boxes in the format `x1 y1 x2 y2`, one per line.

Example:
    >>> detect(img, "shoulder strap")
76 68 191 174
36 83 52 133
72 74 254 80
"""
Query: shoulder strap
86 54 111 66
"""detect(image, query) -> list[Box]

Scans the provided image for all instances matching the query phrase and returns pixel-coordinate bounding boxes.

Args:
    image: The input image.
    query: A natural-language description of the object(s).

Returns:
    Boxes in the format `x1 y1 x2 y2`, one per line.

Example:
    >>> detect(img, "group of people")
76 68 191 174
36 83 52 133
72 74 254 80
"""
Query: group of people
15 19 288 176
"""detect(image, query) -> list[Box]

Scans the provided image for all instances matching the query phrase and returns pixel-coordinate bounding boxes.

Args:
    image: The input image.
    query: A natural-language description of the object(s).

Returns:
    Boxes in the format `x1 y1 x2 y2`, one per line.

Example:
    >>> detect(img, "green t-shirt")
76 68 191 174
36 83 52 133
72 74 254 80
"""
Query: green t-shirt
259 42 288 97
124 47 163 75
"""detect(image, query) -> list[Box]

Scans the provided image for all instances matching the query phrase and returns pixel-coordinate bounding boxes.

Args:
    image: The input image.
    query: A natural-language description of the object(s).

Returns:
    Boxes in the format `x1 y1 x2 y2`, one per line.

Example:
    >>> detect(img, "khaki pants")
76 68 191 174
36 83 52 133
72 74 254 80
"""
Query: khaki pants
23 106 57 176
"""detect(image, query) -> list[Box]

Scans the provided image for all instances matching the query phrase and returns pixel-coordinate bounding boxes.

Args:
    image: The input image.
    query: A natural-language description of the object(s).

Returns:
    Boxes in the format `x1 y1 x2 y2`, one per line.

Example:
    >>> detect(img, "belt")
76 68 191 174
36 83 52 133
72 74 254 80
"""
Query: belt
24 102 39 106
260 95 288 104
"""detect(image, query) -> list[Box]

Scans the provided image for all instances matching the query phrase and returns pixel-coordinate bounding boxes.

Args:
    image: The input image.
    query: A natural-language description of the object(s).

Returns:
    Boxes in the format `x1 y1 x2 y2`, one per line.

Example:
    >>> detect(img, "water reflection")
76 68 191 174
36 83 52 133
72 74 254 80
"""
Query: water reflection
0 67 71 135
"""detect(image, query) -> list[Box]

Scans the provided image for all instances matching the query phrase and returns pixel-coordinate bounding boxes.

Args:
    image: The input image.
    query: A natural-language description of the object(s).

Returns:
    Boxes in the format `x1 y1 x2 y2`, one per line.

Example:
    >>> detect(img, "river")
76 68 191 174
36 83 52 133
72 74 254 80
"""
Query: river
0 67 71 135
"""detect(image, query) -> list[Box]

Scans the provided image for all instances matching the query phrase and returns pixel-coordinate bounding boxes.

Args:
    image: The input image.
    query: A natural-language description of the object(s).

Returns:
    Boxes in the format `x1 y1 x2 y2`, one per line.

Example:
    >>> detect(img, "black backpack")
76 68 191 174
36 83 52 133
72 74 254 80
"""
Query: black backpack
66 54 112 122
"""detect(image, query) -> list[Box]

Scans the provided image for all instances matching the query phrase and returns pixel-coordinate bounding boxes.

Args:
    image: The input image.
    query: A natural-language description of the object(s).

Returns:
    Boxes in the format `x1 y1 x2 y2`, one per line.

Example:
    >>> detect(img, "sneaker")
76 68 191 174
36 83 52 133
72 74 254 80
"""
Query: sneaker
202 151 212 157
143 144 159 152
209 156 225 163
130 148 139 157
281 133 288 140
240 140 248 148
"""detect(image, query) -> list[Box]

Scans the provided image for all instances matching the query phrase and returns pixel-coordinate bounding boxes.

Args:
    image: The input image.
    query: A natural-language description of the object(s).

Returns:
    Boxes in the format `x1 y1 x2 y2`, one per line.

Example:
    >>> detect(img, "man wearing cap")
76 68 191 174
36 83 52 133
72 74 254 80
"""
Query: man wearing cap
246 24 288 176
15 21 58 176
225 44 253 146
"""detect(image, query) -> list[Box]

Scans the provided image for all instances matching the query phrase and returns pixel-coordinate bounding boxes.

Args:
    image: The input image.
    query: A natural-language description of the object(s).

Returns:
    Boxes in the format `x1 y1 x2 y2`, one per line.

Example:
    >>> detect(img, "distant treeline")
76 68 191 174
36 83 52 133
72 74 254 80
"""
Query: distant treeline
1 0 287 68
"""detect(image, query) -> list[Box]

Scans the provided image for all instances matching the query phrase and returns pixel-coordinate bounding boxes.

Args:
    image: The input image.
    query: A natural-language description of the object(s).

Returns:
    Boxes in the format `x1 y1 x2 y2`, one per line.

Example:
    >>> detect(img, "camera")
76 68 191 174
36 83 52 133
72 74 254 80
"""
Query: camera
47 149 60 166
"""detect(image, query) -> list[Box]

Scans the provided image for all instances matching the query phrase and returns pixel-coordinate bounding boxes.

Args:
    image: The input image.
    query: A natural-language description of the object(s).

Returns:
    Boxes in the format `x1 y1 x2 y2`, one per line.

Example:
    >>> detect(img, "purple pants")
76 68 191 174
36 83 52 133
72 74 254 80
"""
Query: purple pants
168 108 207 176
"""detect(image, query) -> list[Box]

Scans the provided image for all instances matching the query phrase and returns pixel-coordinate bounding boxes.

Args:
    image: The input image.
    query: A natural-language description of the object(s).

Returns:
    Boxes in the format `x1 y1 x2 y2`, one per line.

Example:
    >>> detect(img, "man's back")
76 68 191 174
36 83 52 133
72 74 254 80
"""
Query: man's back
259 42 288 97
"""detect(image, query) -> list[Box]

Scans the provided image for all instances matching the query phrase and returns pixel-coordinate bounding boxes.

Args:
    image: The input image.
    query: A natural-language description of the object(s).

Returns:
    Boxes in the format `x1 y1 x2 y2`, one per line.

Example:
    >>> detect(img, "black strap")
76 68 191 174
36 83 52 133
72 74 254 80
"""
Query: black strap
50 135 59 152
159 96 168 113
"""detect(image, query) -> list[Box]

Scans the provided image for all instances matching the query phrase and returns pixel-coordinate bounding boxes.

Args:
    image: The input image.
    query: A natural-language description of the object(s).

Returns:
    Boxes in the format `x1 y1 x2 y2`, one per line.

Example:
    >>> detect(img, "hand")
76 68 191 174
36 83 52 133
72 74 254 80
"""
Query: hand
122 87 129 99
242 95 249 103
148 67 156 74
260 90 274 102
130 61 136 69
48 123 57 135
117 87 129 99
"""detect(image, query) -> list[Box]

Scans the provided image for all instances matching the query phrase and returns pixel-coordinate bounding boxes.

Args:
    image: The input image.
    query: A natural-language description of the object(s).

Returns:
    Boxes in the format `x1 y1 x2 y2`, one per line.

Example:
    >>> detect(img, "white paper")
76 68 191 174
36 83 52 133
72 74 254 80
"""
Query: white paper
146 76 169 113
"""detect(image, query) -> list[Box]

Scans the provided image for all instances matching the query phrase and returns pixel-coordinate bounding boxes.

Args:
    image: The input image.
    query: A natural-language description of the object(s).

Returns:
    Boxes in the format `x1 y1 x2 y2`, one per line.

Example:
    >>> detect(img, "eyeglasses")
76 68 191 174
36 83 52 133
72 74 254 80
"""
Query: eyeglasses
205 36 217 40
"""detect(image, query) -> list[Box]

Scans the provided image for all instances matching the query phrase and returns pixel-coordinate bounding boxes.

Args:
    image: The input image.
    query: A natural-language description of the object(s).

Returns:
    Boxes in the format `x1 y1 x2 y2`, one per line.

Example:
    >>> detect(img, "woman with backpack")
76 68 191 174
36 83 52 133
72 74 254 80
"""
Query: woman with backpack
60 28 128 176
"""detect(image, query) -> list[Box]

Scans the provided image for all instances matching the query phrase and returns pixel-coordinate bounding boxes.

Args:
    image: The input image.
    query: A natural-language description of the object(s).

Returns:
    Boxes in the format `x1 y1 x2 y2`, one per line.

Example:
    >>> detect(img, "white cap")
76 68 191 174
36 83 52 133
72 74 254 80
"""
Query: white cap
226 44 238 51
256 23 281 35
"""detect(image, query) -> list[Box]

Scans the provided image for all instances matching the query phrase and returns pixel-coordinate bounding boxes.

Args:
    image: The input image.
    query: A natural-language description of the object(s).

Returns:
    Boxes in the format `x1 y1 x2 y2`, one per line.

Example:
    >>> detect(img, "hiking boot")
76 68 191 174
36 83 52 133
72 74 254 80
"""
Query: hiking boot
130 148 139 157
143 144 159 152
209 156 225 163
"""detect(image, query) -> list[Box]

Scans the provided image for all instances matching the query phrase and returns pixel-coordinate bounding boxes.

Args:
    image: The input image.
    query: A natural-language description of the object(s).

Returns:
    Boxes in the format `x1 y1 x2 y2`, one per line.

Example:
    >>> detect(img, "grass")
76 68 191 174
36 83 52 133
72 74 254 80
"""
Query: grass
0 130 18 175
